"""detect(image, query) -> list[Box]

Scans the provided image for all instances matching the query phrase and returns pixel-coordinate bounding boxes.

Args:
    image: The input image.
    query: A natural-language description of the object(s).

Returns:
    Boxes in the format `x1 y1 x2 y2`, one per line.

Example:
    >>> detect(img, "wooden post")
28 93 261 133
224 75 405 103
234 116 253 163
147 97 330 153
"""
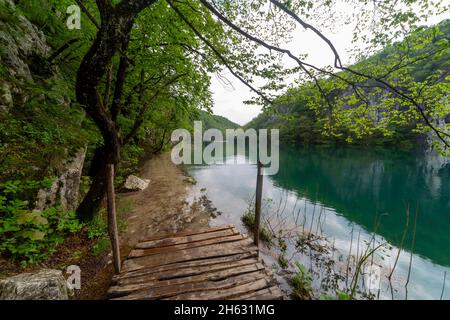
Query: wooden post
106 164 121 274
254 161 263 248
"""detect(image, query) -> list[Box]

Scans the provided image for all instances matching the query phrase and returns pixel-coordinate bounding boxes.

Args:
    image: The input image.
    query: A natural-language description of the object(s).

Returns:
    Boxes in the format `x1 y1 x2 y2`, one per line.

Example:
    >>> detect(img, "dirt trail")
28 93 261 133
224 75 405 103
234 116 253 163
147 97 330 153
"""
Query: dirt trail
118 152 210 257
76 152 211 300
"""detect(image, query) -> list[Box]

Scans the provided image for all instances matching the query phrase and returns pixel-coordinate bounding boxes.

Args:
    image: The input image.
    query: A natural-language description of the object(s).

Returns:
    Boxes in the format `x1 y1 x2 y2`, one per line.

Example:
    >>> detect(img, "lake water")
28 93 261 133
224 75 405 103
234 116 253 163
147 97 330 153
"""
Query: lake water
186 145 450 300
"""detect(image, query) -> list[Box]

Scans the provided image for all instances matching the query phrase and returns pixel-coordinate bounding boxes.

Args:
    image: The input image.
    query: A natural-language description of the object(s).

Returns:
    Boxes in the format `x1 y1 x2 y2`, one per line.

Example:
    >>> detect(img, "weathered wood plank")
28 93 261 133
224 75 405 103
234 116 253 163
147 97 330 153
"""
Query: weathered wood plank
122 238 255 272
130 234 245 258
139 225 234 243
164 277 273 300
108 263 265 297
115 258 259 286
111 271 269 300
136 227 240 250
109 224 282 300
112 251 258 282
230 286 283 300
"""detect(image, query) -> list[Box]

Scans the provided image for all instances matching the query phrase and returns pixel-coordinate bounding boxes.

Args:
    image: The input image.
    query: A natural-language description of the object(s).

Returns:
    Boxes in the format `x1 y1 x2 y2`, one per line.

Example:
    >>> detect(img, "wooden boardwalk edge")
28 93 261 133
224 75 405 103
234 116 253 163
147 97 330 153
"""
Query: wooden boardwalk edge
108 225 283 300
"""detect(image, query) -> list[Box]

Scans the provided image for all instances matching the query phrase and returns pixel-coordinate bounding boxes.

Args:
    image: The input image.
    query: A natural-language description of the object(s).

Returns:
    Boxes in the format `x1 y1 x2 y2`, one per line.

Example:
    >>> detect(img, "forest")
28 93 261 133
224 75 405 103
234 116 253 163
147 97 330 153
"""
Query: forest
0 0 449 302
247 19 450 148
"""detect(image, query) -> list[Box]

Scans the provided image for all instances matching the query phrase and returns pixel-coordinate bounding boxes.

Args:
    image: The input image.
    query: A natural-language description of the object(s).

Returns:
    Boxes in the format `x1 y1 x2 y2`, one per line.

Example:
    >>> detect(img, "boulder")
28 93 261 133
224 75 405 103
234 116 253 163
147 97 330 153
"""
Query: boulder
0 81 13 112
35 147 87 211
124 175 150 191
0 269 68 300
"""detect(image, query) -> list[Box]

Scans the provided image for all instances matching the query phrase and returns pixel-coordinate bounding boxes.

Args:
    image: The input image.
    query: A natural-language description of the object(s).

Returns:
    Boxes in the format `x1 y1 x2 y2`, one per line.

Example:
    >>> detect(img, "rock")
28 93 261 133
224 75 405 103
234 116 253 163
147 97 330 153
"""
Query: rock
124 175 150 191
35 147 87 211
0 269 68 300
184 177 197 185
0 7 50 81
0 81 13 111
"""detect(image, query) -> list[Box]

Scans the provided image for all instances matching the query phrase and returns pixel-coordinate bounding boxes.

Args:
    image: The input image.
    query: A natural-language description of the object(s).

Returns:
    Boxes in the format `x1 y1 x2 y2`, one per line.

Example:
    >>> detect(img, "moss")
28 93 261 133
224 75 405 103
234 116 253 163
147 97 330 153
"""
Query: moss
241 210 273 244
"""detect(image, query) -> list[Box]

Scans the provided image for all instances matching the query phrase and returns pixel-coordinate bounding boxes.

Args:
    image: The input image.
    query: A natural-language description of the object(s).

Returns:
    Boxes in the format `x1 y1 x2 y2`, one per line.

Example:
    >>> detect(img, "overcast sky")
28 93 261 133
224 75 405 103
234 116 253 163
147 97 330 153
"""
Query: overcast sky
209 5 449 126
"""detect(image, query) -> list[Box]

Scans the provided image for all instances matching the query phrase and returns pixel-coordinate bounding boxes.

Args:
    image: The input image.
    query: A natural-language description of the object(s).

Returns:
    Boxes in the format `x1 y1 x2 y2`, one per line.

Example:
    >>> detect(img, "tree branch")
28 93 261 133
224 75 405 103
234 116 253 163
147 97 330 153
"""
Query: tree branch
167 0 273 105
270 0 449 146
75 0 100 29
122 73 187 145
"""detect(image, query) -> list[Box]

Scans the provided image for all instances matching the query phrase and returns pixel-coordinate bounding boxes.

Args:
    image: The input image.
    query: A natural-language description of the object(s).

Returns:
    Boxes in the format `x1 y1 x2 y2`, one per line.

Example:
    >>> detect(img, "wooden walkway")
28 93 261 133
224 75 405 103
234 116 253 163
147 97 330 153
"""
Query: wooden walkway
108 225 283 300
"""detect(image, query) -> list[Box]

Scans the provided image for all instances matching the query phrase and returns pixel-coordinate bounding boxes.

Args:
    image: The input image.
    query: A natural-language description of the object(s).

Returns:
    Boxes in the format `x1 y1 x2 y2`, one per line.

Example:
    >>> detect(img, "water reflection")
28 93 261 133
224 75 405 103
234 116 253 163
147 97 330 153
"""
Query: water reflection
186 145 450 299
272 146 450 267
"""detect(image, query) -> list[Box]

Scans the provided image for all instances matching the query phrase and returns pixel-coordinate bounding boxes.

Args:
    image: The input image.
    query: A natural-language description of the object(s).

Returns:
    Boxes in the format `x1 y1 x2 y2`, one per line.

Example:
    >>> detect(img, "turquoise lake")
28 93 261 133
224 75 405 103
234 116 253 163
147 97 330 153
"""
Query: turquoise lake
186 145 450 299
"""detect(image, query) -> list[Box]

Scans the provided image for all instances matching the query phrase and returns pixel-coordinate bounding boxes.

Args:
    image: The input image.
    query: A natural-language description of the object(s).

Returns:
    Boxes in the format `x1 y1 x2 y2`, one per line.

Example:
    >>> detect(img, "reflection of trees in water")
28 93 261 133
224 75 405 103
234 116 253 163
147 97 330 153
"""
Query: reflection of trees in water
270 146 450 266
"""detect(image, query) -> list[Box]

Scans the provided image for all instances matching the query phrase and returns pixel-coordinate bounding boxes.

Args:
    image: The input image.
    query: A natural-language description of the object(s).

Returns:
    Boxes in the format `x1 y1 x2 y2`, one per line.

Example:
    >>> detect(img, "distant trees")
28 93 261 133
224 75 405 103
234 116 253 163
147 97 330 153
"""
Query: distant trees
72 0 449 220
249 20 449 147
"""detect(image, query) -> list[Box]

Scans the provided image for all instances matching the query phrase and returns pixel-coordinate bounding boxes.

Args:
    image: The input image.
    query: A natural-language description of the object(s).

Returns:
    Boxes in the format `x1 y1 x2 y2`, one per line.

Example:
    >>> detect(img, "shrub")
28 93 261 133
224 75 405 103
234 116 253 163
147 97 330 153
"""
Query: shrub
0 179 83 266
291 262 313 300
241 210 273 244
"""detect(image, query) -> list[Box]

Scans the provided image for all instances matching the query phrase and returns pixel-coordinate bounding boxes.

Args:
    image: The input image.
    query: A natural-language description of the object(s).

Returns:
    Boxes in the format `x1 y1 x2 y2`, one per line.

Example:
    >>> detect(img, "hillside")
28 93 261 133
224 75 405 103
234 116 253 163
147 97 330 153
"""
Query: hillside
196 110 240 132
246 19 450 149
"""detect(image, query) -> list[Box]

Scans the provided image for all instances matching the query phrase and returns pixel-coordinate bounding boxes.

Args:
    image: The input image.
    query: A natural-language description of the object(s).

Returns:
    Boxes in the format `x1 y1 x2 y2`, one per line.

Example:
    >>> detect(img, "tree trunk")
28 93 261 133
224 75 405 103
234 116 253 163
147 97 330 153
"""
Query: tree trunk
74 8 135 221
74 1 158 220
76 161 107 221
77 143 121 221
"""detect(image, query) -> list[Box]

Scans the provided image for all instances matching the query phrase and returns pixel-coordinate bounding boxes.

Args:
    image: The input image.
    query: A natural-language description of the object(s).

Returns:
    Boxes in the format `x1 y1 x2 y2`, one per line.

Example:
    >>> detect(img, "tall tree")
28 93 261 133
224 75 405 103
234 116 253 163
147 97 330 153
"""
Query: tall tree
74 0 449 220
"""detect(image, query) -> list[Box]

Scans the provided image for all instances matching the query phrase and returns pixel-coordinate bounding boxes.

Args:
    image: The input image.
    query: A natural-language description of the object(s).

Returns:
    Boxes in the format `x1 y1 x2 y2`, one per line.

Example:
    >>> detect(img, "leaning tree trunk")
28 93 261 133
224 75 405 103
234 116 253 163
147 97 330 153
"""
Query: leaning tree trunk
74 5 136 221
76 146 118 221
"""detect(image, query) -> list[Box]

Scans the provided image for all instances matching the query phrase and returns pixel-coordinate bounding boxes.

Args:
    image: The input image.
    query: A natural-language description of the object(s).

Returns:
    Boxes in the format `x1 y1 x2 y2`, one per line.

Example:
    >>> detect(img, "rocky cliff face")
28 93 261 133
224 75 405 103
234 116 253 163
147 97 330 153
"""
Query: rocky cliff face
0 0 50 110
0 0 87 210
0 3 50 80
35 147 87 211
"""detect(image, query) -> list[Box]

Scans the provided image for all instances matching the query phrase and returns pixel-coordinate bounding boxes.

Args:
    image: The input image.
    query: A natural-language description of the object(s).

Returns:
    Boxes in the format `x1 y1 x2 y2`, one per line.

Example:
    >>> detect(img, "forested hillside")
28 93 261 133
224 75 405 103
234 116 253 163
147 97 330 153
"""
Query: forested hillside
246 20 450 149
0 0 215 266
0 0 448 294
197 110 239 132
0 0 248 268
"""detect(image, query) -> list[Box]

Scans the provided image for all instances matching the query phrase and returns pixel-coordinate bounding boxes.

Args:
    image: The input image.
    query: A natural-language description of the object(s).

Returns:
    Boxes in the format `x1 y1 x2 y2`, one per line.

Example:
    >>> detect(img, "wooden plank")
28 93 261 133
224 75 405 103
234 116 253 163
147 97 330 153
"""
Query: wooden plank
115 258 259 286
130 234 245 258
122 238 255 272
109 224 283 301
254 161 264 247
112 251 258 282
139 225 234 243
111 270 269 300
230 286 283 300
164 277 273 300
135 227 240 250
108 263 265 297
106 164 121 274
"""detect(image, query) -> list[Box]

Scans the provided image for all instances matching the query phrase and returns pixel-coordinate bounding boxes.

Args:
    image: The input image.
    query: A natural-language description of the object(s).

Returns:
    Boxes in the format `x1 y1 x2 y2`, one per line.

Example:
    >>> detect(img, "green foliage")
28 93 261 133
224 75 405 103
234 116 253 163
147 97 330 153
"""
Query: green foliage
320 291 352 300
278 254 289 269
247 19 450 150
0 0 99 183
0 197 83 266
92 237 111 257
291 262 313 300
116 144 145 187
196 110 240 133
0 178 85 266
86 213 108 239
241 209 273 244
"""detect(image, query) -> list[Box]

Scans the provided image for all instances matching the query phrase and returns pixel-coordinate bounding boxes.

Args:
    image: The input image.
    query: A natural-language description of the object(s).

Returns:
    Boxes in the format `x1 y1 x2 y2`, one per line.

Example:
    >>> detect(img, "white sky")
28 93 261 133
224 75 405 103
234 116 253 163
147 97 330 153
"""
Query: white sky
209 4 450 126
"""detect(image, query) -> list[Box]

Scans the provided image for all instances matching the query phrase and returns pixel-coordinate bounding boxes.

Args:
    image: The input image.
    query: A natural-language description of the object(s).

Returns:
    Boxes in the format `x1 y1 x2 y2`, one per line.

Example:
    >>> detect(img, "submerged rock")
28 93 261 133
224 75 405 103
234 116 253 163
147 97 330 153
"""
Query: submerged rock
124 175 150 191
184 177 197 185
0 269 68 300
